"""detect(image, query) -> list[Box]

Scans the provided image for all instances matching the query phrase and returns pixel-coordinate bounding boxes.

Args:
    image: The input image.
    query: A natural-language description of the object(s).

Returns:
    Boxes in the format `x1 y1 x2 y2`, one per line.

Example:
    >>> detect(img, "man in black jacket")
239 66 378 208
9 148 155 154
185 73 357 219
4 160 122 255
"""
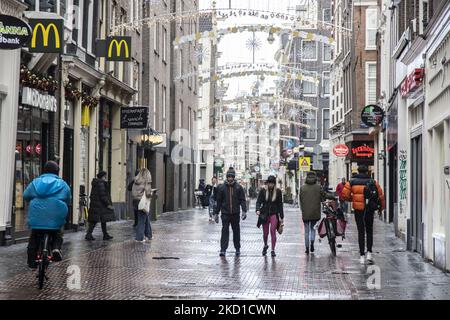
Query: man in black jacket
214 167 247 257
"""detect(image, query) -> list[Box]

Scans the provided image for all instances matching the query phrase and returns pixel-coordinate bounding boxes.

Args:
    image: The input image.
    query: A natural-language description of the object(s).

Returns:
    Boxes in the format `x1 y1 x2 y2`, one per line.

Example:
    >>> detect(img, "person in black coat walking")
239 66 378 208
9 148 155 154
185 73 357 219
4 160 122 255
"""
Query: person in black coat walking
213 167 247 257
85 171 115 240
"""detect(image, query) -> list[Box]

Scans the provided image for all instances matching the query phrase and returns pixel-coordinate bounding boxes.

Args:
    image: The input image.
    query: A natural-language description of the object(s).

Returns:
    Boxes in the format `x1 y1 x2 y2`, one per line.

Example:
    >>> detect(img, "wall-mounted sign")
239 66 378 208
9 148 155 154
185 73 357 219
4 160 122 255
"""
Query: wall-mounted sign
361 105 384 127
96 36 132 61
333 144 349 157
28 19 64 53
400 68 424 99
120 106 148 129
214 158 224 167
35 143 41 155
351 143 374 159
0 15 32 49
22 87 57 112
298 156 311 172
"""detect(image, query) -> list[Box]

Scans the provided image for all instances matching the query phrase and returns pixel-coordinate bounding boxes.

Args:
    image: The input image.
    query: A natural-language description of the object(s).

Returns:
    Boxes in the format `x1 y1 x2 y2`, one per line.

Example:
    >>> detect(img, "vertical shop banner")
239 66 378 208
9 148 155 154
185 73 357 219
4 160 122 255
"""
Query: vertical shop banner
28 19 64 53
96 37 132 61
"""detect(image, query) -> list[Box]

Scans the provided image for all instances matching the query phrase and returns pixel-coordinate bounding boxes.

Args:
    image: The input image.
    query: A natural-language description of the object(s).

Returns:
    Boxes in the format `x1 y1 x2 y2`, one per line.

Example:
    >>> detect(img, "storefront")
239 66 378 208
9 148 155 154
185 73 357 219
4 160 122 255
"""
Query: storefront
14 84 57 239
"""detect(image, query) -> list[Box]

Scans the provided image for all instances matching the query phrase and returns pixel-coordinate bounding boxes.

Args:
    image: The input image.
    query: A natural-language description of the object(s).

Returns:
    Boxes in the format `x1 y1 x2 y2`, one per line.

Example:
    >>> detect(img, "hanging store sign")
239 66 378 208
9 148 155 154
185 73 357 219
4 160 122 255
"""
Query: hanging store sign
351 143 374 160
22 87 57 112
28 19 64 53
361 104 385 127
333 144 349 157
120 106 148 129
400 68 424 99
96 36 132 61
0 15 32 49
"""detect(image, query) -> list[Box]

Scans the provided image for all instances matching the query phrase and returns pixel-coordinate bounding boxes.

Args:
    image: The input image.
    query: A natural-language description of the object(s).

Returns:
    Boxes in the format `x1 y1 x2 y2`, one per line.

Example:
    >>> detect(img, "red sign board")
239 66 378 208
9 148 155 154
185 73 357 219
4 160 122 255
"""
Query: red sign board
400 68 424 98
352 144 375 158
35 143 41 155
333 144 349 157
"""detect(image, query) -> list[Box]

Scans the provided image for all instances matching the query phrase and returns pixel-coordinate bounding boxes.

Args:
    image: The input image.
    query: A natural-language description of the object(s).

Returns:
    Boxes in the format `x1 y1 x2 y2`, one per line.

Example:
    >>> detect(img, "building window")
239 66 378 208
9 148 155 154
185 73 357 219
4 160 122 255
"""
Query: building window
301 40 317 61
323 109 330 140
162 85 167 132
179 48 184 77
322 71 330 95
302 110 317 140
323 8 331 23
154 17 160 55
153 78 159 130
162 26 167 63
366 8 377 50
366 62 377 105
323 43 332 62
302 72 317 96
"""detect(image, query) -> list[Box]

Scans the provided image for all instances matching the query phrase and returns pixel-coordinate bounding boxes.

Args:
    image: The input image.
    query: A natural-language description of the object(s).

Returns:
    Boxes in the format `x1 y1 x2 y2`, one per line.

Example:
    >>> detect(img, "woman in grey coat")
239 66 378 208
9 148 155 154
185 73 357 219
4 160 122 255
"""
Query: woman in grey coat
131 168 153 242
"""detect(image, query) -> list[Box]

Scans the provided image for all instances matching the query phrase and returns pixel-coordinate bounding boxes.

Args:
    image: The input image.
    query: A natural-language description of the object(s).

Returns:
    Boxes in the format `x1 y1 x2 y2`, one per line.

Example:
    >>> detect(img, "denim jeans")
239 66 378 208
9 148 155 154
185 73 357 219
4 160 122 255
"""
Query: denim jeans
208 197 216 218
303 220 318 248
136 211 152 241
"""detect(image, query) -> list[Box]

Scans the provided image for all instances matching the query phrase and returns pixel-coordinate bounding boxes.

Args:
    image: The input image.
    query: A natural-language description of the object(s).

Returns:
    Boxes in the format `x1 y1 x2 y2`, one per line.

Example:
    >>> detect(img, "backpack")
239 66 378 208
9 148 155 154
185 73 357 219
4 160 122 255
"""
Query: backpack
364 180 380 212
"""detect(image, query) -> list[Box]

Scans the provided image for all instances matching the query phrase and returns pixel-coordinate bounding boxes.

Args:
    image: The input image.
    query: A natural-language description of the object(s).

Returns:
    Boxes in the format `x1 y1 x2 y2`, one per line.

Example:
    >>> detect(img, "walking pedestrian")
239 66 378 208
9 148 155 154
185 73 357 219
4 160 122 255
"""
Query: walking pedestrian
85 171 115 241
336 178 348 213
342 164 385 264
198 179 208 209
131 168 154 242
299 172 325 254
127 169 140 227
205 177 218 222
256 175 284 257
213 167 248 257
24 161 71 268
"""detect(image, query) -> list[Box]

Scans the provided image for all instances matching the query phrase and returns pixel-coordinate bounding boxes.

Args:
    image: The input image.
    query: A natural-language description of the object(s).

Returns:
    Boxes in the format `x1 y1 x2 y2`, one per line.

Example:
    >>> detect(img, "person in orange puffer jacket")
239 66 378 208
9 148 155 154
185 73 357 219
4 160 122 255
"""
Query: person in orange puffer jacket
342 164 385 264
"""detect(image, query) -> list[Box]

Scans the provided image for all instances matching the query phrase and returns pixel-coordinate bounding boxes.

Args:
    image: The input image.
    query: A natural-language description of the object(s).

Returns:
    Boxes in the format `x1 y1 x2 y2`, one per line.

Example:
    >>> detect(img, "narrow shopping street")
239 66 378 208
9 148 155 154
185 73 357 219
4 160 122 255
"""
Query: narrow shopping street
1 202 449 300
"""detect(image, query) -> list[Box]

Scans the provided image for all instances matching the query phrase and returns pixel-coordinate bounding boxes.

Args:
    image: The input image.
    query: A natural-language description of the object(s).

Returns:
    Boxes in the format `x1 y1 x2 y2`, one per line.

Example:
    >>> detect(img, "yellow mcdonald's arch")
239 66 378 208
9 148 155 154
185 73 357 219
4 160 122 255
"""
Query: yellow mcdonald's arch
108 39 129 58
31 23 60 48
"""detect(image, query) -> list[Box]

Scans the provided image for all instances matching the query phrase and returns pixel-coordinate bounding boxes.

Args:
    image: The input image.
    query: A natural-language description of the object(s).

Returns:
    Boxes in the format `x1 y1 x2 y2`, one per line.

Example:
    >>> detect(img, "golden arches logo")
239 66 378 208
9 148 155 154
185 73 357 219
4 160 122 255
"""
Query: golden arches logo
31 23 60 49
108 39 129 58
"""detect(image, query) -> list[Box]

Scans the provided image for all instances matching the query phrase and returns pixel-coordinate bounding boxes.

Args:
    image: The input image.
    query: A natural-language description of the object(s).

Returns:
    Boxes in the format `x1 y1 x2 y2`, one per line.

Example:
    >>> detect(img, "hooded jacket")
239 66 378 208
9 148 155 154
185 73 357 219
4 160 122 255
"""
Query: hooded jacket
342 173 385 212
299 174 325 221
24 173 72 230
214 180 247 216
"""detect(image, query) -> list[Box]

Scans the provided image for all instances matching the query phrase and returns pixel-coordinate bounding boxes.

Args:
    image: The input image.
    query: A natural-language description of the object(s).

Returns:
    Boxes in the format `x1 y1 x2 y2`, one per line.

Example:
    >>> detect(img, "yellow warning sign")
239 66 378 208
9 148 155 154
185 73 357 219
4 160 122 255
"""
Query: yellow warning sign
299 157 311 172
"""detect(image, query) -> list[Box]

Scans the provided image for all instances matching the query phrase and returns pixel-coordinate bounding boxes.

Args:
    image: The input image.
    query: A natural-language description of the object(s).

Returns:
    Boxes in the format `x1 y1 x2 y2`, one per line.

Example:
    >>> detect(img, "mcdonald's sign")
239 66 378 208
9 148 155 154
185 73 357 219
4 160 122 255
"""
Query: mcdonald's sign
28 19 64 53
96 36 132 61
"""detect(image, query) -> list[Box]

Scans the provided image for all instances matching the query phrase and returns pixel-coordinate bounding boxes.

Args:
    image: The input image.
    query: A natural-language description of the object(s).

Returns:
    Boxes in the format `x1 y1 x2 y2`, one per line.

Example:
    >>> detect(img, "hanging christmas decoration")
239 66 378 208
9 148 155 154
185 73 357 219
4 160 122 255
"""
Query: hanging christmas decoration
20 65 58 94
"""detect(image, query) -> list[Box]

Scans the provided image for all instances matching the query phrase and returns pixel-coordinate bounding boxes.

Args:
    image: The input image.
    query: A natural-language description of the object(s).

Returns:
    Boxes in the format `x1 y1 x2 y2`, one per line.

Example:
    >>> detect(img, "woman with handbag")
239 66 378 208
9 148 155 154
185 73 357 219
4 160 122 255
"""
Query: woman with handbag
256 175 284 257
131 168 153 242
85 171 115 241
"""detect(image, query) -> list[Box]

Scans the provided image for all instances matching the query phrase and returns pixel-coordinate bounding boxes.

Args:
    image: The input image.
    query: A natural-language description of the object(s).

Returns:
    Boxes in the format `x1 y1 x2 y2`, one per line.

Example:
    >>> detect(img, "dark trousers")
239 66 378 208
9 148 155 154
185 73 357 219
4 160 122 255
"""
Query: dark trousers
27 229 63 267
354 210 374 256
220 214 240 252
133 199 139 226
87 222 107 235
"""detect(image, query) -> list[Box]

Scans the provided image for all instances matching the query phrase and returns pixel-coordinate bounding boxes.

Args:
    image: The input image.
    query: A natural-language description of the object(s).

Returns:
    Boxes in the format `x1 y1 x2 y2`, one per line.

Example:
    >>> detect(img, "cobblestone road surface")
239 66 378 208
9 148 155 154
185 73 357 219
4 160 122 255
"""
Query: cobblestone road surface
1 201 449 300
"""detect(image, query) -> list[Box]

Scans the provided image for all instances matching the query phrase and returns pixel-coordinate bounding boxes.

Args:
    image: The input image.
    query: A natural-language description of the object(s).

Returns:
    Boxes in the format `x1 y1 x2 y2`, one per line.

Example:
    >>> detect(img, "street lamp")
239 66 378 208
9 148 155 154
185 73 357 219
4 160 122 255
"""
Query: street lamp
267 32 275 45
140 128 163 149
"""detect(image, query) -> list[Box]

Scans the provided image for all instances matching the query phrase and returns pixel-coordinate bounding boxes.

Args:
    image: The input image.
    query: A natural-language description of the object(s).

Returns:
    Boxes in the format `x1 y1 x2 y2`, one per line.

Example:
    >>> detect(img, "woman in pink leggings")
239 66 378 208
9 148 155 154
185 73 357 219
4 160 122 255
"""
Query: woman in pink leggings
256 176 284 257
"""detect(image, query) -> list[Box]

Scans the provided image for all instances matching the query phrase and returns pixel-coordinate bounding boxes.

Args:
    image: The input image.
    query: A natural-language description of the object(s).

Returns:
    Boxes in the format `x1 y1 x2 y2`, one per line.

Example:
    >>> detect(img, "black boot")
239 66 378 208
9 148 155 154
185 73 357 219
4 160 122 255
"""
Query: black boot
85 233 95 241
103 233 113 240
262 245 269 256
310 241 315 253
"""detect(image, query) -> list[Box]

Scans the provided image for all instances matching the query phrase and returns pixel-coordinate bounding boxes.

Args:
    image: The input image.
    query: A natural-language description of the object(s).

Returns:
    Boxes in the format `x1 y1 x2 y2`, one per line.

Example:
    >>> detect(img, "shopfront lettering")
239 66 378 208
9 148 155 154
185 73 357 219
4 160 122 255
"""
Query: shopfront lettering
351 144 374 158
400 68 424 99
21 87 57 112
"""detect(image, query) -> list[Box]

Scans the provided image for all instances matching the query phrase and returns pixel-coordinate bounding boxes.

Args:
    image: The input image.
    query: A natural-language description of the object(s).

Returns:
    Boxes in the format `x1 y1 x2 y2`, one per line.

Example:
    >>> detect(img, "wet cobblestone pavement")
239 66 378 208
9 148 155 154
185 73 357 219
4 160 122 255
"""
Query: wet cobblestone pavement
1 202 450 300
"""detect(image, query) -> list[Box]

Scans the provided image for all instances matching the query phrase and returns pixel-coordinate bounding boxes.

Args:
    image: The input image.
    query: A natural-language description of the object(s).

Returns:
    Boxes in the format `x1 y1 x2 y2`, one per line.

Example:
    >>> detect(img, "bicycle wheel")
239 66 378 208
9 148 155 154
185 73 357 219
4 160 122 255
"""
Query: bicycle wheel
37 257 46 289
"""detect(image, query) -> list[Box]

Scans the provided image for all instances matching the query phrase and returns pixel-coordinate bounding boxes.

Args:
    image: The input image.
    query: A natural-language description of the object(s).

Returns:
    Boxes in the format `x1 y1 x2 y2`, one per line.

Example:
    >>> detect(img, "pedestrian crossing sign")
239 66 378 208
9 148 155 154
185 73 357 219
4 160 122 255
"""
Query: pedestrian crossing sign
299 157 311 172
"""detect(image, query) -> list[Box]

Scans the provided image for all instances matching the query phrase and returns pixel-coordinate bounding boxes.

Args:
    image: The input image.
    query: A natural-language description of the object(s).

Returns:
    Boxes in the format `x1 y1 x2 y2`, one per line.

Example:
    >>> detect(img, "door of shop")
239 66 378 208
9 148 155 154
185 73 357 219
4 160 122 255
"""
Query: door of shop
410 135 423 254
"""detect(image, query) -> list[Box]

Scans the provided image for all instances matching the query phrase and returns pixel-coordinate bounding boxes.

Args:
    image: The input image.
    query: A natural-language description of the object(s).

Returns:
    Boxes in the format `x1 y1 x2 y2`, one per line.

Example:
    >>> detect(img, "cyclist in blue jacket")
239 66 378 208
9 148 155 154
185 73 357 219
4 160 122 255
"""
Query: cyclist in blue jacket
24 161 72 268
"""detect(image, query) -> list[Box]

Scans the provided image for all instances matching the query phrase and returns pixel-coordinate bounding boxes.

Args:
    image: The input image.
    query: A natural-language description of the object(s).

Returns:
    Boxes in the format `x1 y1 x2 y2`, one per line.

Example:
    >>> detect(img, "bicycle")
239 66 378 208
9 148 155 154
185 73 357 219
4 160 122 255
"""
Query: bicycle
318 198 347 256
35 232 54 289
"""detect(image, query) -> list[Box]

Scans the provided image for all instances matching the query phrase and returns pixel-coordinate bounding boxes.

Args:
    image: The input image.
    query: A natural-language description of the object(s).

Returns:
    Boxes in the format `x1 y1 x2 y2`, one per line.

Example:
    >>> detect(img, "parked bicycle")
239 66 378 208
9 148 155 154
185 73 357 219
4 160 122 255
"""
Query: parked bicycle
318 198 347 256
79 192 88 227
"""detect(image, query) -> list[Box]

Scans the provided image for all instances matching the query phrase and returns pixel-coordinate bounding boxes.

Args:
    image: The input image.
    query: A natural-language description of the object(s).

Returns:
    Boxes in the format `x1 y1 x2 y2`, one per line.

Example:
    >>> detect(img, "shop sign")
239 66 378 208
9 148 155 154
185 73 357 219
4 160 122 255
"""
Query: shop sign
351 143 374 159
28 19 64 53
400 68 424 99
0 15 32 49
120 106 148 129
333 144 349 157
214 158 224 167
22 87 57 112
361 105 384 127
96 36 132 61
35 143 41 155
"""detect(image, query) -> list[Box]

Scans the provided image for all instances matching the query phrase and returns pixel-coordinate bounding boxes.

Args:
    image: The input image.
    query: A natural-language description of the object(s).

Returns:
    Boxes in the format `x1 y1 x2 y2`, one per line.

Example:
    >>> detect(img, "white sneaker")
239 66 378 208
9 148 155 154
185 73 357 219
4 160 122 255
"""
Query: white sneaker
366 252 373 262
359 255 365 264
